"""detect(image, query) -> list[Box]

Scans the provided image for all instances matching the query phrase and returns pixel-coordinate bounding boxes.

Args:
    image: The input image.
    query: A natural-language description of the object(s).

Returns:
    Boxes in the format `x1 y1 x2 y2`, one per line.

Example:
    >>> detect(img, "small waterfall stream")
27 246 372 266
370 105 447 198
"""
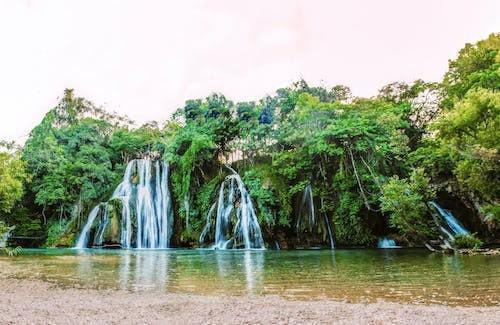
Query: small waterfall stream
296 184 335 249
199 167 265 249
75 159 173 249
75 205 101 248
428 201 469 240
297 185 315 232
377 238 399 248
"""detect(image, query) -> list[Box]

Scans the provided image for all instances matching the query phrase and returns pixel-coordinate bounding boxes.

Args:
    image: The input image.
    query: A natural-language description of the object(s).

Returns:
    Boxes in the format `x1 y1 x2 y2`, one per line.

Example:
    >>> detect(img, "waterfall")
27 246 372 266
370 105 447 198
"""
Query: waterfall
199 202 216 245
93 206 110 246
428 201 469 240
75 159 173 249
0 223 14 249
377 237 399 248
199 167 265 249
297 184 315 232
75 205 101 249
112 161 136 248
295 184 335 249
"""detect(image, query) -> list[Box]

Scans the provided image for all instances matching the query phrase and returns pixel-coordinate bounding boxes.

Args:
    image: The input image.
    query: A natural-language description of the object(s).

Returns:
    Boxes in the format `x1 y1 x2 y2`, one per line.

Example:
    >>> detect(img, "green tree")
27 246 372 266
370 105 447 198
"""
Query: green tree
380 169 437 243
433 33 500 223
442 33 499 108
21 90 133 238
0 147 29 213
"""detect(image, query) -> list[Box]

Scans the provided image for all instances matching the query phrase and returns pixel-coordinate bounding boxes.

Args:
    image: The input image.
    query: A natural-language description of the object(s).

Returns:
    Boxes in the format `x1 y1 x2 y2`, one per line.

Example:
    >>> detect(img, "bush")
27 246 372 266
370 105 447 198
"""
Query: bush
453 234 483 249
45 219 73 247
0 221 22 256
0 246 22 256
0 221 13 248
380 169 437 243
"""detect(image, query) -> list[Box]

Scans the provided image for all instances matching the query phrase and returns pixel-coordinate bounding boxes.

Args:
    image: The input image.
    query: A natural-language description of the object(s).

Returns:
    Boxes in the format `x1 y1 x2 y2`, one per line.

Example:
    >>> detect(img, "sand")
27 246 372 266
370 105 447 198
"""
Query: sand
1 278 499 324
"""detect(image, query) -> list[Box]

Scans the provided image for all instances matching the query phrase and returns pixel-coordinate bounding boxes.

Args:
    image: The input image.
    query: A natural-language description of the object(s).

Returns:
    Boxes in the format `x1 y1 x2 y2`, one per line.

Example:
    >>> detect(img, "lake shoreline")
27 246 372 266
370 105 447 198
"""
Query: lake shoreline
1 278 499 325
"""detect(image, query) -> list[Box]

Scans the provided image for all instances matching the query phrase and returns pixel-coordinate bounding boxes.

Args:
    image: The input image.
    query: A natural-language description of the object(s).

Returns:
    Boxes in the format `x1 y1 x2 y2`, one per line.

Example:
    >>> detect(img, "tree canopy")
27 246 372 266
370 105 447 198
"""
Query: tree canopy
1 33 498 248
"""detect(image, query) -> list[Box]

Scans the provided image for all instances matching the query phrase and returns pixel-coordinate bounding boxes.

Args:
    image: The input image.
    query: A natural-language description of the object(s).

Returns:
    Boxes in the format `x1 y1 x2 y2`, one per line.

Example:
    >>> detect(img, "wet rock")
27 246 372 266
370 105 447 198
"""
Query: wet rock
458 248 500 256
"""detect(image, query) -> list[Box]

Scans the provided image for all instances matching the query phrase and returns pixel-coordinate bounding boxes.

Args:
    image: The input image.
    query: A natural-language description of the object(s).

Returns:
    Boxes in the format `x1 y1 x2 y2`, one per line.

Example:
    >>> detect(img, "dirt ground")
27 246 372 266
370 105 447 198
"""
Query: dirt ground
1 278 499 324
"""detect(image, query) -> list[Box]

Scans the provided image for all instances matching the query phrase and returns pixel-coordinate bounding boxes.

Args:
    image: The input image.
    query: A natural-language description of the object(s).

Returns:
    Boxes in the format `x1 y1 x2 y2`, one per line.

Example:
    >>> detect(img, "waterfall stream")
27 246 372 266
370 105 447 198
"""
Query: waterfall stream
428 201 469 240
199 167 265 249
75 205 101 249
295 184 335 249
75 159 173 249
377 238 399 248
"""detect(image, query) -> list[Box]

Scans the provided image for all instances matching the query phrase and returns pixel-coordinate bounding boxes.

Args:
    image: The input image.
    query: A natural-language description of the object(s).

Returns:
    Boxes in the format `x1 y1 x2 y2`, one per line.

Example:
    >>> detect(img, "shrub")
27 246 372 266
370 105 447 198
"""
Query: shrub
0 221 22 256
453 234 483 249
45 219 72 247
380 169 437 243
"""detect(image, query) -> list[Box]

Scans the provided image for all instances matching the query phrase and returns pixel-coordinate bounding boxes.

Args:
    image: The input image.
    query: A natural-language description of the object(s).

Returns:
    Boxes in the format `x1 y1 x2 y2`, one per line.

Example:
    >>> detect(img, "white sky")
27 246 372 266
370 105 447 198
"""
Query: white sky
0 0 498 143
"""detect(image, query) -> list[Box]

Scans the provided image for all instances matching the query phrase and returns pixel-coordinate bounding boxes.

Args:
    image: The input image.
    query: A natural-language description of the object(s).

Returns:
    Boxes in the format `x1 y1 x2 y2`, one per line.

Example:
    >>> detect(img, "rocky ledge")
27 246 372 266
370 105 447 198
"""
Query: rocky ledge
458 248 500 256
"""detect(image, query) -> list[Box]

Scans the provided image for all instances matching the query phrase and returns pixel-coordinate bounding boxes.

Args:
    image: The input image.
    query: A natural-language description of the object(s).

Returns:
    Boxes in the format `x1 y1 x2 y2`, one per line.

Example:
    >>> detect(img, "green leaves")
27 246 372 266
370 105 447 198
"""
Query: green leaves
429 34 500 220
20 90 146 226
436 89 500 150
5 33 498 248
380 169 437 243
453 233 483 249
0 150 28 213
442 33 499 107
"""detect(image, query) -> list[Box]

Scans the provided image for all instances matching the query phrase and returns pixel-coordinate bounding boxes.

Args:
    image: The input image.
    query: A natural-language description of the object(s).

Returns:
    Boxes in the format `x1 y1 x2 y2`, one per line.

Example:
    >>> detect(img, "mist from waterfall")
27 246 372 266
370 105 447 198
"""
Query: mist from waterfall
75 159 173 249
199 167 265 249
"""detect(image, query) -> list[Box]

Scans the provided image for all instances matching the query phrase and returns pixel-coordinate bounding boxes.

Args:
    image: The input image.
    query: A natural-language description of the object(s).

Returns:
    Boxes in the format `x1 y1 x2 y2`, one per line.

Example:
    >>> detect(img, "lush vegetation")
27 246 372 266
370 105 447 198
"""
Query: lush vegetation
0 34 498 249
453 234 483 249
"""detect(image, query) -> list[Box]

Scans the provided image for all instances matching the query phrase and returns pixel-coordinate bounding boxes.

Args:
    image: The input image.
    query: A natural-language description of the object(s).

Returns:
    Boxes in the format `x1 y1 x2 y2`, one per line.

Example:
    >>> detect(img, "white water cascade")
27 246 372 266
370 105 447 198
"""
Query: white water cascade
428 201 469 240
377 238 400 248
0 224 14 249
75 205 101 248
75 159 173 249
296 184 335 249
199 167 265 249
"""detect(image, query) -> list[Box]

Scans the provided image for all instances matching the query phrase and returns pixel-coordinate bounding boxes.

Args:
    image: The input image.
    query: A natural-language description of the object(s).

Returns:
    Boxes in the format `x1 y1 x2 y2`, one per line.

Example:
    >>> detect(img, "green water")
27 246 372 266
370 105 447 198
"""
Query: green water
1 249 499 306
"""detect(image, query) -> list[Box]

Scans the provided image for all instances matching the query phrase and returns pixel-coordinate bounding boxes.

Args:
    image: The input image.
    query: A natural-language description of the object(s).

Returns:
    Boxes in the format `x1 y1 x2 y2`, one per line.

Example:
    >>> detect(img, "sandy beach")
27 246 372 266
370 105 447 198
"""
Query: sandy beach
1 278 499 325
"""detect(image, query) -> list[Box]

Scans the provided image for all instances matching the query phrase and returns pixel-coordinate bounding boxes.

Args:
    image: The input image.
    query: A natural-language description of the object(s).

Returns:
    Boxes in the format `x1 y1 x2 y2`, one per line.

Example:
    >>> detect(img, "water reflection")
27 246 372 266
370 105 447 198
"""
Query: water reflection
75 251 95 285
132 251 171 291
215 250 232 282
244 250 264 293
74 250 173 291
118 251 130 290
2 248 499 306
440 253 465 274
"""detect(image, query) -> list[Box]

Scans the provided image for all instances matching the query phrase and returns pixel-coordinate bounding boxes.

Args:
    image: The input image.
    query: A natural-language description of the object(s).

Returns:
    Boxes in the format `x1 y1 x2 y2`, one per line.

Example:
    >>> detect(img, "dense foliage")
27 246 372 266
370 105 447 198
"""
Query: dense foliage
380 169 437 242
453 233 483 249
422 33 499 226
0 143 28 214
0 33 498 248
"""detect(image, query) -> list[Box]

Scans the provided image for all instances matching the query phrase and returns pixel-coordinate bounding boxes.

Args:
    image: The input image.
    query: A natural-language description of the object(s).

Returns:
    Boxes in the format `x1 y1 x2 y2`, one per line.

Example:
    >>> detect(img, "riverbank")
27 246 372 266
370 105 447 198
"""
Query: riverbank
458 248 500 255
1 278 499 324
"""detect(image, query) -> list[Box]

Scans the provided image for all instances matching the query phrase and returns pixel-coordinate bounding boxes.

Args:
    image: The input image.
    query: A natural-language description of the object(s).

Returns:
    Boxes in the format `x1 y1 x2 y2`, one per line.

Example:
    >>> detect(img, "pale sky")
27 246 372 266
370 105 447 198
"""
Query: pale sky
0 0 498 143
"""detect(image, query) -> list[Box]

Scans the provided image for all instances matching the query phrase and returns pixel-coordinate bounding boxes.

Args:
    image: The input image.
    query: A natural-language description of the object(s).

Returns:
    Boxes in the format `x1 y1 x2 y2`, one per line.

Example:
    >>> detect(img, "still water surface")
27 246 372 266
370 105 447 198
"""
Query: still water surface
1 248 499 306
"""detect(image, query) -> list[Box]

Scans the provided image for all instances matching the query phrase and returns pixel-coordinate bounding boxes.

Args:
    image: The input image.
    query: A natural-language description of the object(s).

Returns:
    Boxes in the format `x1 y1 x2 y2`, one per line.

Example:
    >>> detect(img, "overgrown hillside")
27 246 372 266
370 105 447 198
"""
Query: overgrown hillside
1 33 498 249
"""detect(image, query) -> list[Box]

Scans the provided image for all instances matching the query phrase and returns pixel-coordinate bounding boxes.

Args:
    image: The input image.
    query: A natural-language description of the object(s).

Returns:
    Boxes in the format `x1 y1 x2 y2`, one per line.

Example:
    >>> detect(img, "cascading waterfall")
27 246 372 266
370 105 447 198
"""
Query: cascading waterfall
296 184 335 249
428 201 469 240
93 205 110 247
199 167 265 249
199 202 217 246
75 205 101 248
75 159 173 249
